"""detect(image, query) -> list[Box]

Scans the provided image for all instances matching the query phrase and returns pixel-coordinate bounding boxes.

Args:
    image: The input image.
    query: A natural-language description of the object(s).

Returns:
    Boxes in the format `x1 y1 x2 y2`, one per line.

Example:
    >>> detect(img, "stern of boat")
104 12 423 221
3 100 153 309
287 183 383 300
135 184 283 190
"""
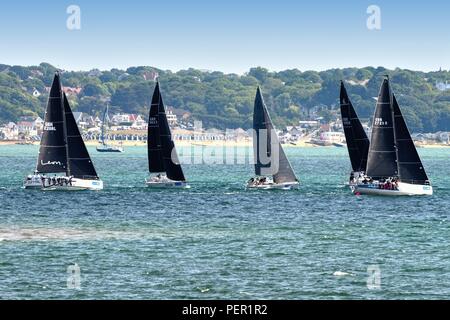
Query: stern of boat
71 178 104 191
397 182 433 196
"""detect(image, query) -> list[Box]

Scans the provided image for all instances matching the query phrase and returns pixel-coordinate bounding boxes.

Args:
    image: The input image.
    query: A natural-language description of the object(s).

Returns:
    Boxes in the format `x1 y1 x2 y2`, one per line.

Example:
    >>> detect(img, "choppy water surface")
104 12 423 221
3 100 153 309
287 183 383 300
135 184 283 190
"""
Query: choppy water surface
0 145 449 299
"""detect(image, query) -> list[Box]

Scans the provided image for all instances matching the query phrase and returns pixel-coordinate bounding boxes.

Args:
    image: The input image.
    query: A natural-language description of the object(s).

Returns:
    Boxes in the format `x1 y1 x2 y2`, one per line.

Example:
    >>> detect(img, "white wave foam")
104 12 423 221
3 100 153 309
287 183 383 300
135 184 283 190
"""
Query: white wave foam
333 271 351 277
0 227 140 242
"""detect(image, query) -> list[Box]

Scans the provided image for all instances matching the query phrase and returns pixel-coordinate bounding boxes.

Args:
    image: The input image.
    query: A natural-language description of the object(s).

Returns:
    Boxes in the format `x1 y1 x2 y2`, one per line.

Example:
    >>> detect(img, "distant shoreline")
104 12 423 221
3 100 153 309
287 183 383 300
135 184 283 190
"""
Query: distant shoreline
1 140 449 149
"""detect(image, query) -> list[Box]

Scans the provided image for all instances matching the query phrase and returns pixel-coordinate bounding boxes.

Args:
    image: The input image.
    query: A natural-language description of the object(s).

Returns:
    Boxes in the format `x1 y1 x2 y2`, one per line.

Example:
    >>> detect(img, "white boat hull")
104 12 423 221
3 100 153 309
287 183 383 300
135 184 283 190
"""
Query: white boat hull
96 145 124 153
247 181 299 190
352 182 433 196
145 178 189 189
23 175 103 191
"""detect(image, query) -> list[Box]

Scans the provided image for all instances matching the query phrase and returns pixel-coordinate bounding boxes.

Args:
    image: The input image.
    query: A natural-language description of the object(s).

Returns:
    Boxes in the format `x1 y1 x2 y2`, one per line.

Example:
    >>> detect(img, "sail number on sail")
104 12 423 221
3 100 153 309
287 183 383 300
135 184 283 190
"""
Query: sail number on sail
342 117 351 126
44 122 56 131
374 118 388 126
148 117 158 125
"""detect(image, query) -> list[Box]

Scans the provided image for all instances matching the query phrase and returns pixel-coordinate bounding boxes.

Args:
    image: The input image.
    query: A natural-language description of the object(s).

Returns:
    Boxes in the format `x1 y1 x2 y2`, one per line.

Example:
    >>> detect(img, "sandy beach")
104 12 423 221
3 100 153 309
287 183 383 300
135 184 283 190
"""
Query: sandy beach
1 139 449 148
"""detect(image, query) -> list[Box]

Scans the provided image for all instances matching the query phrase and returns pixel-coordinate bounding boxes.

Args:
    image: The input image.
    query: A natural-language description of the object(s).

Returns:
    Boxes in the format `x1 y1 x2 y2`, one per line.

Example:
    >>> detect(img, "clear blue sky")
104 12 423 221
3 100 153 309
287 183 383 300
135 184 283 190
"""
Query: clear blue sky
0 0 449 73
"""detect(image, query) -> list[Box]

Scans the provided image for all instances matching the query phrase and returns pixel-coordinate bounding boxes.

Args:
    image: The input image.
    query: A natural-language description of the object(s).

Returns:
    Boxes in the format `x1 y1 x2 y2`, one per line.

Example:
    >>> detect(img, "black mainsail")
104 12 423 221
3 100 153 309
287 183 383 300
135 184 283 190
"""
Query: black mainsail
148 82 165 173
365 78 398 180
36 73 68 174
148 82 186 182
64 93 99 179
253 87 272 176
340 81 370 172
393 94 429 184
253 87 298 184
36 73 98 180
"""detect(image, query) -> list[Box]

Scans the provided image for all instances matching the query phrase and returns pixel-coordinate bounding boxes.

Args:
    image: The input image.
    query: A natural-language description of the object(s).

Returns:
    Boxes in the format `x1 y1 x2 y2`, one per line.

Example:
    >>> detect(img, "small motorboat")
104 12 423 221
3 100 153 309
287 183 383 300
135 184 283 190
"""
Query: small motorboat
332 142 346 148
96 144 124 153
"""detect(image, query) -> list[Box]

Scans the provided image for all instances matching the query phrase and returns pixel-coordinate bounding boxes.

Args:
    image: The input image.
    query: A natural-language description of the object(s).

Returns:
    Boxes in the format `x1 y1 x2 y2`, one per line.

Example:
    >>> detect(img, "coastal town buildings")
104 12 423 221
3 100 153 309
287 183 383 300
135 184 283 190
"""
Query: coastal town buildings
1 112 449 147
436 81 450 91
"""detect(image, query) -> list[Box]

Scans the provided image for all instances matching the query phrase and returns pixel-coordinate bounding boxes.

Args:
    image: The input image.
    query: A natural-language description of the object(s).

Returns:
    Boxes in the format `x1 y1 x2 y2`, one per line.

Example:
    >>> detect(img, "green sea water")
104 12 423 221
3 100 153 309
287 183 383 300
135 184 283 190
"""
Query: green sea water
0 145 449 299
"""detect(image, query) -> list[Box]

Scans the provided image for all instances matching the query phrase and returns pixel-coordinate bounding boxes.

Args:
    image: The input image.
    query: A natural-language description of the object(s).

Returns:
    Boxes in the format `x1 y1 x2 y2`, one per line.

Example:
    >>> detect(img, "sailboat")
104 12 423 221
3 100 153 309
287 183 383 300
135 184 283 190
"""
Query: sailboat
352 76 432 196
96 104 124 153
247 87 299 190
340 81 370 184
146 82 189 188
23 73 103 191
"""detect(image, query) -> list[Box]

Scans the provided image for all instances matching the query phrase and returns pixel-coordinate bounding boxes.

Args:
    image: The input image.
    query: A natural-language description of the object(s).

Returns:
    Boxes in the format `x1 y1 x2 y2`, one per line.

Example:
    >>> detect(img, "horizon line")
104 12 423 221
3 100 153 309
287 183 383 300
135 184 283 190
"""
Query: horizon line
2 62 449 75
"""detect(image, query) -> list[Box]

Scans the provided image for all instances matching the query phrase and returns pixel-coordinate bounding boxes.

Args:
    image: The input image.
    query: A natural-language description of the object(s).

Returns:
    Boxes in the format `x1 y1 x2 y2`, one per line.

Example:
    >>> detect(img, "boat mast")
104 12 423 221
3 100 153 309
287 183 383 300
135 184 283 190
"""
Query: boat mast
60 74 71 177
101 104 108 146
387 75 401 179
100 109 104 146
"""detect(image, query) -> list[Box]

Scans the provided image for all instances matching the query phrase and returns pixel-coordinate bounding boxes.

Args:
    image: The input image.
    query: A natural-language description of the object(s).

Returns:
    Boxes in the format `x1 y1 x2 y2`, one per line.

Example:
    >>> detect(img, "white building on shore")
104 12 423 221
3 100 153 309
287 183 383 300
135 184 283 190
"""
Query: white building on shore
166 109 178 127
436 81 450 91
320 131 345 144
0 122 19 140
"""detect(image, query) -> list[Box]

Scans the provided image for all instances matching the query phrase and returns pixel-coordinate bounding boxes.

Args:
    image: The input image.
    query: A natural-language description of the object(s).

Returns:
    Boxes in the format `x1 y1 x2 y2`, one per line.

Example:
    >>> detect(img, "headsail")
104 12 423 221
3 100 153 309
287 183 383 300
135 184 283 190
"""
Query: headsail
393 95 429 184
340 81 370 172
253 87 298 183
148 82 186 181
36 73 68 174
64 93 99 179
158 86 186 182
274 142 298 184
366 78 398 179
